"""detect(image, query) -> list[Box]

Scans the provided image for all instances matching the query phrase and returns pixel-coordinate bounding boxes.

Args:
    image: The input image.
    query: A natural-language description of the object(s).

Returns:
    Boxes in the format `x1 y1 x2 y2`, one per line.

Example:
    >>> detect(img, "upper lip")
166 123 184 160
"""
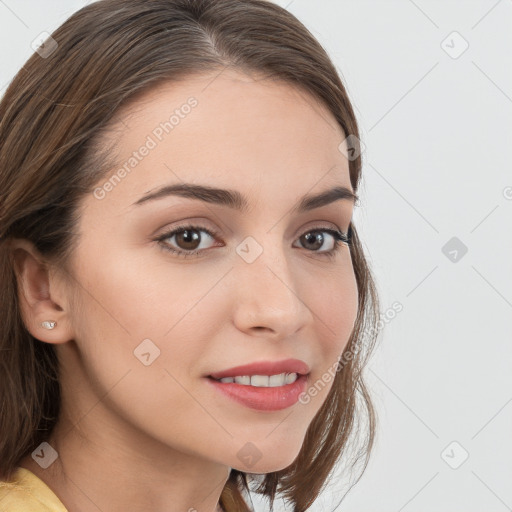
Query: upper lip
208 358 310 380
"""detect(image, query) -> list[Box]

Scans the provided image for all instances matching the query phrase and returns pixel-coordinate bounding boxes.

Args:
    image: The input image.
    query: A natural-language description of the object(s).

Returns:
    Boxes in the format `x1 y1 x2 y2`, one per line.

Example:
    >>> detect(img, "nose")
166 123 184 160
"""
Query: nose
230 241 312 340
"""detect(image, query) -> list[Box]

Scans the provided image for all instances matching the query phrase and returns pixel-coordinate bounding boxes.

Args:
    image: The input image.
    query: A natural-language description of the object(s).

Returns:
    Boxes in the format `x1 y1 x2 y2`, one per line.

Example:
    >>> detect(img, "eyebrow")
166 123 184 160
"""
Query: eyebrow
131 183 358 213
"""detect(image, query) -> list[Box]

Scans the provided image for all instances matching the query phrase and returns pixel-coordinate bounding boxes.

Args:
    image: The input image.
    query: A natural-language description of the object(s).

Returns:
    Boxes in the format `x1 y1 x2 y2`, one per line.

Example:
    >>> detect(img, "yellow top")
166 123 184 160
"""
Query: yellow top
0 467 68 512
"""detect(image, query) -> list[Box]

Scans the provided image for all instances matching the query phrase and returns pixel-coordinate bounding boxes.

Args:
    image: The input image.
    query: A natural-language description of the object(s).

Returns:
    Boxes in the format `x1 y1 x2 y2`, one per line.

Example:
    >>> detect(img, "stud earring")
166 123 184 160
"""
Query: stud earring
41 320 57 330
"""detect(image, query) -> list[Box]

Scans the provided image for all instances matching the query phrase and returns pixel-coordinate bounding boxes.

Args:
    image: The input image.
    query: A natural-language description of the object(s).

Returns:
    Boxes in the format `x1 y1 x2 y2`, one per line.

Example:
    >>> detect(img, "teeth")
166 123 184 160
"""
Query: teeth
216 373 298 387
285 372 299 384
250 375 271 387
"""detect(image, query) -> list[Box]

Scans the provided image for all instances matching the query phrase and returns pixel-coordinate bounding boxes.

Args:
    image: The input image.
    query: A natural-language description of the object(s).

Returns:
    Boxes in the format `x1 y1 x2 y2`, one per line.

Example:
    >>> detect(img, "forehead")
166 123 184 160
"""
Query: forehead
92 69 352 214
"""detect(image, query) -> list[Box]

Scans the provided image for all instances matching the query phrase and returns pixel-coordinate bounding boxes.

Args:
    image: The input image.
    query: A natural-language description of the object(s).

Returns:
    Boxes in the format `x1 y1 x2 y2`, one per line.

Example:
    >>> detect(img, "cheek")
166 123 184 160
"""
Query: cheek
313 260 359 352
65 252 228 446
71 248 229 375
298 261 358 406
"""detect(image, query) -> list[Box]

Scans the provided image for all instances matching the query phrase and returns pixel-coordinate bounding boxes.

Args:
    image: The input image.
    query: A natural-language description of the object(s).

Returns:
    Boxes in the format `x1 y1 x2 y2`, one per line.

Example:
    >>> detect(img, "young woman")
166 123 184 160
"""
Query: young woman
0 1 380 511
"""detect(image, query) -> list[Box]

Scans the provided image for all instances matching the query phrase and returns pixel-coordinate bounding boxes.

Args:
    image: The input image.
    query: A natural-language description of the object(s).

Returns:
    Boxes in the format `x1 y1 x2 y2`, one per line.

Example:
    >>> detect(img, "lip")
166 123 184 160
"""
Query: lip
208 358 310 380
206 373 309 411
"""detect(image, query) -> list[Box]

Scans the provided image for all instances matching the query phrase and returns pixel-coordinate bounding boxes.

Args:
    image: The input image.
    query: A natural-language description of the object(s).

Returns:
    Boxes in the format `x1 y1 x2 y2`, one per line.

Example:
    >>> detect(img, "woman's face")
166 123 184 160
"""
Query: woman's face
61 69 358 473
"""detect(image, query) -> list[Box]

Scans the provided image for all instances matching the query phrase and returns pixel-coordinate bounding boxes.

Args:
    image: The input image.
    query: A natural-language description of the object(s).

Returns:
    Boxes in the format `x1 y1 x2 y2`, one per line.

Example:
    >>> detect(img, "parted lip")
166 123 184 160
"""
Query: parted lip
208 358 310 380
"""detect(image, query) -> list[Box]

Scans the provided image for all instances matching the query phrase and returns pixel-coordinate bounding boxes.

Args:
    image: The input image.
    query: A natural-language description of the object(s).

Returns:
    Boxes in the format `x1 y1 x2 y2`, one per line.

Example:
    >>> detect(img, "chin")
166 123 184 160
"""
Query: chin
229 443 303 474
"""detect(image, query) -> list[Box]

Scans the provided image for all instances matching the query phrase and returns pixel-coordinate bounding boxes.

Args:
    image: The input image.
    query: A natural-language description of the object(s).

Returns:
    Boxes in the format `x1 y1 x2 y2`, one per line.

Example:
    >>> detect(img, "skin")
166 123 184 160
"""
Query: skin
11 68 358 512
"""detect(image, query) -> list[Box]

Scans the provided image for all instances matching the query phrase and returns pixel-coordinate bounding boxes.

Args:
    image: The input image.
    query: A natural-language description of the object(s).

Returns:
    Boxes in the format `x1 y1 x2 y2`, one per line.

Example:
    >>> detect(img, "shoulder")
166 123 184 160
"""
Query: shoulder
0 467 68 512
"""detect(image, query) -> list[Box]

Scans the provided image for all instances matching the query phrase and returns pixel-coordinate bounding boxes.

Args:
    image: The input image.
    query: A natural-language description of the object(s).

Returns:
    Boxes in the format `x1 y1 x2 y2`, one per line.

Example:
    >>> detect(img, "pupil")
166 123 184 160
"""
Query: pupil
177 229 200 250
303 231 323 250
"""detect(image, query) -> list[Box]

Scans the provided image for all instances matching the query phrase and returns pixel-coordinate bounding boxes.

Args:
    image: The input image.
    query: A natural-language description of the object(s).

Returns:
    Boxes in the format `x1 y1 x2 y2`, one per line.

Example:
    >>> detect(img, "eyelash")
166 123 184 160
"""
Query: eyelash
155 223 351 260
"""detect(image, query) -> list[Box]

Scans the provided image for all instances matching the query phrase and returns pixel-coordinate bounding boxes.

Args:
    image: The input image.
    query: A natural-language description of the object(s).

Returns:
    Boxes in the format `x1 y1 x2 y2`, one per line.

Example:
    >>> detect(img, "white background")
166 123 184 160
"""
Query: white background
1 1 511 511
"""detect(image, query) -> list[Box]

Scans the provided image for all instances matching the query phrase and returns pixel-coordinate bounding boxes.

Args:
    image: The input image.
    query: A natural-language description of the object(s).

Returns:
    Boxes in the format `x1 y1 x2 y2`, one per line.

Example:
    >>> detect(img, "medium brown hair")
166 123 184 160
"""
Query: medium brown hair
0 1 380 510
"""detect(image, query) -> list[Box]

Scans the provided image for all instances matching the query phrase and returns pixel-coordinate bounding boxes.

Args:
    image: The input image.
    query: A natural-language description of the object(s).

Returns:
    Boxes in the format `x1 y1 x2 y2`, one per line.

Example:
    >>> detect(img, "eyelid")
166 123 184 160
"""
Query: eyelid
153 217 219 237
296 219 344 234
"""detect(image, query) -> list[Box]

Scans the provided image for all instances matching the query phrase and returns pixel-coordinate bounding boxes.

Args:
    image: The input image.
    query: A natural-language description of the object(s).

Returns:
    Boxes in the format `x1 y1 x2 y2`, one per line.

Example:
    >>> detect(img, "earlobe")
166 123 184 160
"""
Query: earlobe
9 238 73 345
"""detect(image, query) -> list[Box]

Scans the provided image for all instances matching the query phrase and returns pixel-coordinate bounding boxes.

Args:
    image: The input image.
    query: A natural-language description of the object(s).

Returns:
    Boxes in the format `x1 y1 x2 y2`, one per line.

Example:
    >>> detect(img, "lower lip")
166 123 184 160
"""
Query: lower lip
206 374 308 411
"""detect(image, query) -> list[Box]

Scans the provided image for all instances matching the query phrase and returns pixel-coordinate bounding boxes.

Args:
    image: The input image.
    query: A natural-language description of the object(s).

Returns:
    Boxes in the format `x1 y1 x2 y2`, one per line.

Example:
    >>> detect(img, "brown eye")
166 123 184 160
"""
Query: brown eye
156 224 348 260
299 231 325 251
157 224 219 257
174 228 202 251
295 228 348 253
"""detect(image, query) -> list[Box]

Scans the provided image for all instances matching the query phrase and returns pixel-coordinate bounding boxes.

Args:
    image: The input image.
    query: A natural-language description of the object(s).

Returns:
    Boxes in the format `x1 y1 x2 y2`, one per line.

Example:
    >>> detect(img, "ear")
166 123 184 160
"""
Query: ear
9 238 74 345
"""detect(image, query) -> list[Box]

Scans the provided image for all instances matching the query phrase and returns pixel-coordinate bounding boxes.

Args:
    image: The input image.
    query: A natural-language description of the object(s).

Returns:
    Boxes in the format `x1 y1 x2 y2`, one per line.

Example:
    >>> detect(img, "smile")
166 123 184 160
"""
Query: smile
211 372 299 387
206 373 308 411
